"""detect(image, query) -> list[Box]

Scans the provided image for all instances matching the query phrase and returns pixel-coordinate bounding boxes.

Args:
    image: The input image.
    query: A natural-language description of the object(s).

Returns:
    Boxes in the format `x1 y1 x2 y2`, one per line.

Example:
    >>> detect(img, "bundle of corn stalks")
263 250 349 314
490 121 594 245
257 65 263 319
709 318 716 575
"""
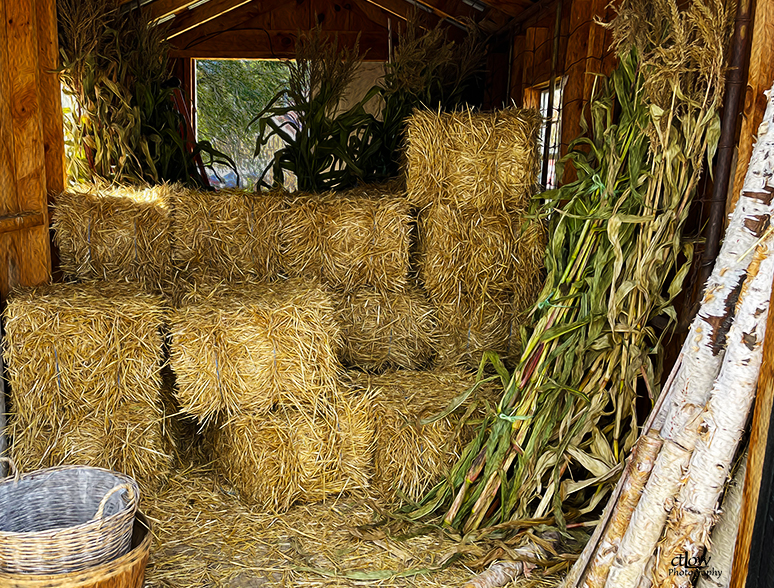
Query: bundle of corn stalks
406 0 731 541
564 83 774 588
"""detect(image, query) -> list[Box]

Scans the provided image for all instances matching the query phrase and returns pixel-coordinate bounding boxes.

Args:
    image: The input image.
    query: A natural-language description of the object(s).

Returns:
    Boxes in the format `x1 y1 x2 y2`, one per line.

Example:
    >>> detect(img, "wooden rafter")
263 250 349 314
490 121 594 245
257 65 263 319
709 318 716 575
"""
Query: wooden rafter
483 0 539 19
141 0 202 22
169 0 288 50
165 0 255 39
361 0 443 27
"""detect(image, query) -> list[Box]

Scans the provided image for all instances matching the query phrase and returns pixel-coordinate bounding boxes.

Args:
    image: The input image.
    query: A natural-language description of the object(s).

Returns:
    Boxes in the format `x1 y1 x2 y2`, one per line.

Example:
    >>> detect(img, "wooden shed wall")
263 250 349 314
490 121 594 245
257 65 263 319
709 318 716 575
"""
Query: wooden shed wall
0 0 62 298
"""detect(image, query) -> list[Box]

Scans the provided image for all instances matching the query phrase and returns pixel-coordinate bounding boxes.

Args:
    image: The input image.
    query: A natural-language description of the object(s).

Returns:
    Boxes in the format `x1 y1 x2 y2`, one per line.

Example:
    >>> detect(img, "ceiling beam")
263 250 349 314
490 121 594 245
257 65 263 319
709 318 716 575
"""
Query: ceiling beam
140 0 202 22
165 0 254 39
361 0 443 28
170 29 389 60
483 0 540 19
169 0 288 50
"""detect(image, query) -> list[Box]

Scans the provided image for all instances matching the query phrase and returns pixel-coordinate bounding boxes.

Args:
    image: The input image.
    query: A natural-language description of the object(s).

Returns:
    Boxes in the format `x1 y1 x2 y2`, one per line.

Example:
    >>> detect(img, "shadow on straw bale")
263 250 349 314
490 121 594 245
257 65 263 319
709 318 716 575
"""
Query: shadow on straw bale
170 187 286 286
281 186 412 292
348 370 494 504
210 392 373 512
336 287 438 371
52 183 174 294
405 108 542 210
4 282 171 488
169 279 342 424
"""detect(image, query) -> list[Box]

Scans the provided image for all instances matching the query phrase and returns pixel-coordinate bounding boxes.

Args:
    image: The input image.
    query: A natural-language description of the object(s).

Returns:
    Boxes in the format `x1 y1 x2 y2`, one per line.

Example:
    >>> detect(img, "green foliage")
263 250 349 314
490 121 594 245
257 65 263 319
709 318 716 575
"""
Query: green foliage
252 21 486 191
58 0 236 187
197 60 288 186
405 0 731 535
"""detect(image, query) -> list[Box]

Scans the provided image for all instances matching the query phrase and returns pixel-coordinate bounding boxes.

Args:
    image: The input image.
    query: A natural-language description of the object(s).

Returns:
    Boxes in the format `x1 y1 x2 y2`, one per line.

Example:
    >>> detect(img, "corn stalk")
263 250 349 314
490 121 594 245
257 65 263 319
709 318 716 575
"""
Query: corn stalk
407 0 731 540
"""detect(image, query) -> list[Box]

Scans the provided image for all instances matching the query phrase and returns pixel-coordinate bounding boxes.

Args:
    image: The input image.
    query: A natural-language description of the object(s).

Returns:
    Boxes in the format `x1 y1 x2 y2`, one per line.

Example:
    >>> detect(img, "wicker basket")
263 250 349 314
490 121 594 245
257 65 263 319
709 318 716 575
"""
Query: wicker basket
0 512 151 588
0 458 140 574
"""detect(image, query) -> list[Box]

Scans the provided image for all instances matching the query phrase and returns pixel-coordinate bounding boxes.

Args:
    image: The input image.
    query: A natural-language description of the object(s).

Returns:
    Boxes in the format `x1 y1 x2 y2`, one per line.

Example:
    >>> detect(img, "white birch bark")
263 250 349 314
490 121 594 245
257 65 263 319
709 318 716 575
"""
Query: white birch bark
695 450 747 588
653 242 772 587
601 83 774 588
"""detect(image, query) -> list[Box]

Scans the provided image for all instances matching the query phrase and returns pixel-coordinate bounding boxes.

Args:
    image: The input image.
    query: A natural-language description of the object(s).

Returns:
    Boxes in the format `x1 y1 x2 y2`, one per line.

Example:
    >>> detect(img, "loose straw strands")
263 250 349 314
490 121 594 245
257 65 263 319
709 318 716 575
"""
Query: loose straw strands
52 182 175 294
169 279 343 423
4 281 171 487
281 187 412 292
336 287 438 371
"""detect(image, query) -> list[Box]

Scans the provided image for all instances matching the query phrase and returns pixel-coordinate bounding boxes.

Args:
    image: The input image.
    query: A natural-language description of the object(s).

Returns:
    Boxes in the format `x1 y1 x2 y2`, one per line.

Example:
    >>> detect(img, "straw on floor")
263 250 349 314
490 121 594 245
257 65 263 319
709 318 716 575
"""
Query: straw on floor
4 282 172 488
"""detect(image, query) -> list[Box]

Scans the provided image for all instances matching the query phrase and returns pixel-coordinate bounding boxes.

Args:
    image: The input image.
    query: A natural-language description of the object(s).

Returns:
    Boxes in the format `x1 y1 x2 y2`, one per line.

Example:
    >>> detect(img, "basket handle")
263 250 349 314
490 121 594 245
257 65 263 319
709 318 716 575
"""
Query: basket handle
0 457 19 482
92 483 136 521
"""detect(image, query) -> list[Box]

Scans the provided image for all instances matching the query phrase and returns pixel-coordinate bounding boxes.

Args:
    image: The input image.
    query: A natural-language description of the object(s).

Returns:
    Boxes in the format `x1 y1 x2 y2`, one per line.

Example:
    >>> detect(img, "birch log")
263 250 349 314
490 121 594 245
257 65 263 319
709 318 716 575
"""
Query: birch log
695 451 748 588
600 83 774 588
653 241 774 586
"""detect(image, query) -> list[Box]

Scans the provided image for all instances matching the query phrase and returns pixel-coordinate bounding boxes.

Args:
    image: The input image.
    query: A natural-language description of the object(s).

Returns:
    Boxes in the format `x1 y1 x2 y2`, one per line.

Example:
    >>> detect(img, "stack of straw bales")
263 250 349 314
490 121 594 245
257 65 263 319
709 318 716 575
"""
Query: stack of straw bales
282 184 438 371
407 108 545 367
169 279 373 510
349 370 493 502
170 187 286 288
53 183 175 294
4 282 172 487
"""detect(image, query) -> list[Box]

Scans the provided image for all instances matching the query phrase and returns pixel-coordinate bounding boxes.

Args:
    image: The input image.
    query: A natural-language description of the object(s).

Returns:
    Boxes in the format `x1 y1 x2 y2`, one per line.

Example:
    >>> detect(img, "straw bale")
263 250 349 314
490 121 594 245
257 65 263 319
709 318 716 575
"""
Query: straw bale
211 394 373 511
419 203 545 306
406 108 542 210
336 287 438 371
281 186 412 292
170 187 286 285
4 281 171 486
169 279 343 423
52 183 174 293
350 370 494 503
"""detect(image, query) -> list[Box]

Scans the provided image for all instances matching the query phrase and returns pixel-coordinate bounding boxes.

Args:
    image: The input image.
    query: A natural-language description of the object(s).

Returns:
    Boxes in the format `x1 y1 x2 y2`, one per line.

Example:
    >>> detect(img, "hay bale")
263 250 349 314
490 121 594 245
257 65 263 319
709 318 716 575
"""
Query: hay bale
350 370 494 503
336 287 438 371
406 108 542 210
419 203 545 305
212 394 374 511
170 187 286 285
281 186 412 292
52 183 174 293
4 282 171 486
434 293 520 369
169 279 343 423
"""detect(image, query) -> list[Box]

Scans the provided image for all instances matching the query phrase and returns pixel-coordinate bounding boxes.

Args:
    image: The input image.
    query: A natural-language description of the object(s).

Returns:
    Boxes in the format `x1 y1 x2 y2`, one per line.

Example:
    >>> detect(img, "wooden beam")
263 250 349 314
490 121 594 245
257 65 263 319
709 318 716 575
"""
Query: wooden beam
142 0 202 22
732 262 774 588
480 0 538 19
361 0 443 28
727 0 774 224
166 0 253 39
0 211 44 234
169 0 289 51
170 28 389 60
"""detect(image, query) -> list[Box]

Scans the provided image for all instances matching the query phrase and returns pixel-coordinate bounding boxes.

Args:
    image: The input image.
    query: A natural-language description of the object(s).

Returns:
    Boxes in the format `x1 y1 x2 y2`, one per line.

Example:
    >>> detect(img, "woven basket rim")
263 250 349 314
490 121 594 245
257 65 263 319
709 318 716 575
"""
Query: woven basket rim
0 463 139 538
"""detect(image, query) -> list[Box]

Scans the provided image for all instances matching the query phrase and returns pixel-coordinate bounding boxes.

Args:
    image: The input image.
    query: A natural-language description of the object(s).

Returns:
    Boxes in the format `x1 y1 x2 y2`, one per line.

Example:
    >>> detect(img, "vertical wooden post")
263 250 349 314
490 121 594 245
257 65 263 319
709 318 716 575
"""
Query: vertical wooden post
727 0 774 221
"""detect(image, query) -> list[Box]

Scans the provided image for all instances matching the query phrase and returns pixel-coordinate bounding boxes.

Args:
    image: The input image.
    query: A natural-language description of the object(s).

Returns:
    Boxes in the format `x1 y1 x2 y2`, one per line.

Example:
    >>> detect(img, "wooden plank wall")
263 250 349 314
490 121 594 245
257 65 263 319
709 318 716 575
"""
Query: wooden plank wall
0 0 60 299
508 0 614 169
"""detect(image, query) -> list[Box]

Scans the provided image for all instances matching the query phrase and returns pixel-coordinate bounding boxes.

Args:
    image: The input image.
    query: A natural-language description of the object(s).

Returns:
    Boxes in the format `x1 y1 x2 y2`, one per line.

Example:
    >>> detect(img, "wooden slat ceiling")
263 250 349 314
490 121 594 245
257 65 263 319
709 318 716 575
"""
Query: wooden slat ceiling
120 0 543 59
